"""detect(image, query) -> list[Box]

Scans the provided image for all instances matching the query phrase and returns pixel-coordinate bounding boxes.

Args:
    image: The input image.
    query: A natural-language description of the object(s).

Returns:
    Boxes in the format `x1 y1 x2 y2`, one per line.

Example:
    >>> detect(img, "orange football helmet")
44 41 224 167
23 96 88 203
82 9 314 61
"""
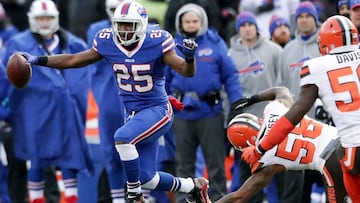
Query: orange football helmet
318 15 359 56
227 113 261 151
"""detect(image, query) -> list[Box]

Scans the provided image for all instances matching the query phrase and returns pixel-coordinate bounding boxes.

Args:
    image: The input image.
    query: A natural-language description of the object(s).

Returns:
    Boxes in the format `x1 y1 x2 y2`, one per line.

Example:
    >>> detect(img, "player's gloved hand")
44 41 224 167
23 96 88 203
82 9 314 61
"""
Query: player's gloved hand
176 39 198 63
20 52 39 65
169 96 184 111
315 105 329 120
241 145 263 167
228 104 243 123
232 95 260 110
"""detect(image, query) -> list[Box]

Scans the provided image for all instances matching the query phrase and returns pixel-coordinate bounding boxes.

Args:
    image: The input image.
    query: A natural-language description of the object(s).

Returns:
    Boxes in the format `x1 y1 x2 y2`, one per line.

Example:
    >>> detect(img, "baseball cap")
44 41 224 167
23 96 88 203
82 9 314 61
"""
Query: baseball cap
350 0 360 9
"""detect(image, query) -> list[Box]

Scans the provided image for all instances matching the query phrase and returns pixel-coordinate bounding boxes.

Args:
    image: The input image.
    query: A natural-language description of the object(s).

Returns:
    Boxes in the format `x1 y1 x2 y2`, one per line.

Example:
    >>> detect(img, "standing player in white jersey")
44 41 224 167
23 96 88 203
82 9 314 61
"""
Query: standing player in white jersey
239 15 360 202
19 1 209 203
208 86 348 203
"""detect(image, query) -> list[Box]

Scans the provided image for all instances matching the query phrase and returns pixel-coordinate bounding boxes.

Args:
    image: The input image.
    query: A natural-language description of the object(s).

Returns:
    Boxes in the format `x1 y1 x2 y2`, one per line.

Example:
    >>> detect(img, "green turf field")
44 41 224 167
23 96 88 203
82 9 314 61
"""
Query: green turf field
137 0 169 29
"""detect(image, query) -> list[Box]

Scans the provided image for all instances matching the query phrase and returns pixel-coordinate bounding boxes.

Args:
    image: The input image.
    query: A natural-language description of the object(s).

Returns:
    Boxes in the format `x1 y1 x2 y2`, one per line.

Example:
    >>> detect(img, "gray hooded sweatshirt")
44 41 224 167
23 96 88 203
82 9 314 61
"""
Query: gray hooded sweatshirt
228 32 283 117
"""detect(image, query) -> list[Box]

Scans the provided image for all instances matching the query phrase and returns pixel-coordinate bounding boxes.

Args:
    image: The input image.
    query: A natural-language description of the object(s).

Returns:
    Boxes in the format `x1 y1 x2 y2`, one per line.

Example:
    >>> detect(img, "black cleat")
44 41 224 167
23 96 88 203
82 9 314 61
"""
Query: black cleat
126 192 145 203
188 177 209 203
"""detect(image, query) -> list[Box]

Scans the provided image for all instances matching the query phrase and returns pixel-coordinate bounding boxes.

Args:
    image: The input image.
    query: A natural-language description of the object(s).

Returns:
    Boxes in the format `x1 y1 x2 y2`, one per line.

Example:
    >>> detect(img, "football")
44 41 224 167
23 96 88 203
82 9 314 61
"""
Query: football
6 53 32 88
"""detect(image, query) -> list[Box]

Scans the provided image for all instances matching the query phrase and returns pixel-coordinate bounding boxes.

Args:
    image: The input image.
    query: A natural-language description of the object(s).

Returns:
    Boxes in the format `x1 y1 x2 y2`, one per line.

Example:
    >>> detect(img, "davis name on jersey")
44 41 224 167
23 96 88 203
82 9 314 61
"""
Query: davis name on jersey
300 50 360 147
257 101 339 172
92 27 175 112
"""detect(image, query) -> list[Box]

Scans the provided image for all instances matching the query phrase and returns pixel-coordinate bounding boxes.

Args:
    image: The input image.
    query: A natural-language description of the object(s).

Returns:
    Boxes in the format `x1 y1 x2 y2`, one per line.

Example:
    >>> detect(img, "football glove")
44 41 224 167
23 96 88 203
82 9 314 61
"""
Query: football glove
176 39 198 63
231 95 260 110
241 145 263 167
20 52 39 65
315 105 329 120
169 96 184 111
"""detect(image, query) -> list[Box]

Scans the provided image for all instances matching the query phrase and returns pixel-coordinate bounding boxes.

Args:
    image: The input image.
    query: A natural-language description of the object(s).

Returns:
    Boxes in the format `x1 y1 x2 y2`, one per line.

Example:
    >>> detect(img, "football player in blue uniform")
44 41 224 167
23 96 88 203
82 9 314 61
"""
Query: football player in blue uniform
22 1 208 203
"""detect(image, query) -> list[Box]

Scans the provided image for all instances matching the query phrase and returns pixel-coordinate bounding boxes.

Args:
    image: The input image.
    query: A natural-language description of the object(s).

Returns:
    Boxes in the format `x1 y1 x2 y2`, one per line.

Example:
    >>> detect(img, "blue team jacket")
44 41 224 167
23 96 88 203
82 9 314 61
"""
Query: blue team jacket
86 20 125 172
3 30 93 176
0 65 9 119
165 29 242 120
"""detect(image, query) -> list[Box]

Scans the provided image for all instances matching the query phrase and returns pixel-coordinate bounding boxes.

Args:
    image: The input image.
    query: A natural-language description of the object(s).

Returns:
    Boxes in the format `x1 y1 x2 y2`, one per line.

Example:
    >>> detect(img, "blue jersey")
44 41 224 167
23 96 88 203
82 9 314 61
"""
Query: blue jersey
93 27 174 112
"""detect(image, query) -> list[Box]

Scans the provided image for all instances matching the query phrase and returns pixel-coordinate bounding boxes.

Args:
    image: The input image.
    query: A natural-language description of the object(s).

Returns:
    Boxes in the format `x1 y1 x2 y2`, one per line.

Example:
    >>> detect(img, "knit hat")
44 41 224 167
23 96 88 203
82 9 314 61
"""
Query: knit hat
295 1 318 23
350 0 360 9
235 11 258 31
338 0 349 7
269 15 290 36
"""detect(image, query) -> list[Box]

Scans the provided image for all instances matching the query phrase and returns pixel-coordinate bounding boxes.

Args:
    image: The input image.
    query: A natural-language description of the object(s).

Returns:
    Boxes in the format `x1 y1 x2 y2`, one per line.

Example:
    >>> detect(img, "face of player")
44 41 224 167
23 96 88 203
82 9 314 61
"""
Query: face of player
271 24 291 46
296 13 317 36
239 23 257 42
35 16 56 39
181 12 201 34
350 6 360 29
115 22 136 42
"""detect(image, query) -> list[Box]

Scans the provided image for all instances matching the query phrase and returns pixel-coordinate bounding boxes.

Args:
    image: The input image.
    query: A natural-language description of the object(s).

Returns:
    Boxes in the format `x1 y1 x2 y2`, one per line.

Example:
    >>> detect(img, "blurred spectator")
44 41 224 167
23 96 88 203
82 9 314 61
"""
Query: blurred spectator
337 0 350 18
0 3 19 45
217 0 240 43
309 0 338 22
349 0 360 35
86 0 126 201
165 3 242 202
164 0 222 36
61 0 107 40
268 15 291 47
0 2 19 61
239 0 300 39
1 0 32 31
228 11 283 203
275 1 323 203
3 0 93 202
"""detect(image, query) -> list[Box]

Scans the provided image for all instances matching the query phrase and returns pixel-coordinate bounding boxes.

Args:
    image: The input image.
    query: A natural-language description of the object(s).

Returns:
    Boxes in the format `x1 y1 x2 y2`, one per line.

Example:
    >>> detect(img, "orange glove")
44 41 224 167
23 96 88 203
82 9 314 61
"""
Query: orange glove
241 145 263 167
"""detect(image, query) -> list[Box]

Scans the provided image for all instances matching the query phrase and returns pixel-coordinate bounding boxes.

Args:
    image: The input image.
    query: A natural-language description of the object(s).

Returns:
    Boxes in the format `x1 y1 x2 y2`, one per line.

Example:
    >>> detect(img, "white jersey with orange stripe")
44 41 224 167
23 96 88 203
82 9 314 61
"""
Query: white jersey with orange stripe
300 49 360 148
256 101 339 172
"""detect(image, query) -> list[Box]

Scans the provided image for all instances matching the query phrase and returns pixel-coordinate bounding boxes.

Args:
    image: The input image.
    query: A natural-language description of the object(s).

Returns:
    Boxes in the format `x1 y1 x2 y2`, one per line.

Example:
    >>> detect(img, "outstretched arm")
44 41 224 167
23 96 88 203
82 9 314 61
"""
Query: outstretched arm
232 86 293 110
215 165 285 203
23 48 102 69
257 86 294 108
258 84 318 152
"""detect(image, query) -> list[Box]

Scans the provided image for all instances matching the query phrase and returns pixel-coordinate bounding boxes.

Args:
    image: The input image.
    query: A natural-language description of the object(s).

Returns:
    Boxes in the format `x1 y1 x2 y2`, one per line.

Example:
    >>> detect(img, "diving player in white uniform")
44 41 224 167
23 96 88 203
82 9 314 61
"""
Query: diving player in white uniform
212 86 348 203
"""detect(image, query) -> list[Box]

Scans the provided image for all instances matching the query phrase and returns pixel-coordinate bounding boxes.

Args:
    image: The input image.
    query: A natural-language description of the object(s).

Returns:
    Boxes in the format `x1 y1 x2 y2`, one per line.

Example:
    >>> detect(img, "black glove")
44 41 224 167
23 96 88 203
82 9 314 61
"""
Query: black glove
315 105 329 120
228 105 243 123
231 95 260 111
176 39 198 63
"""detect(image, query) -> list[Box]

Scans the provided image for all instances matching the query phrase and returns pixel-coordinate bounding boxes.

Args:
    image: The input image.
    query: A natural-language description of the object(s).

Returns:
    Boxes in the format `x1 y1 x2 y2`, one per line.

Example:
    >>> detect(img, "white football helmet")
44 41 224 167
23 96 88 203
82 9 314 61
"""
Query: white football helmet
112 1 148 46
27 0 59 36
105 0 127 19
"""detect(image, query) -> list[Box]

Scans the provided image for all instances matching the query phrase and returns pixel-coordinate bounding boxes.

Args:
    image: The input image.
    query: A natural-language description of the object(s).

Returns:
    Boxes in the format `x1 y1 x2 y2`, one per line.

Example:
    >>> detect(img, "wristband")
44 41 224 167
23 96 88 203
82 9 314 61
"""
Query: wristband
249 94 260 104
260 115 295 151
38 56 48 66
256 144 266 155
185 57 194 63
